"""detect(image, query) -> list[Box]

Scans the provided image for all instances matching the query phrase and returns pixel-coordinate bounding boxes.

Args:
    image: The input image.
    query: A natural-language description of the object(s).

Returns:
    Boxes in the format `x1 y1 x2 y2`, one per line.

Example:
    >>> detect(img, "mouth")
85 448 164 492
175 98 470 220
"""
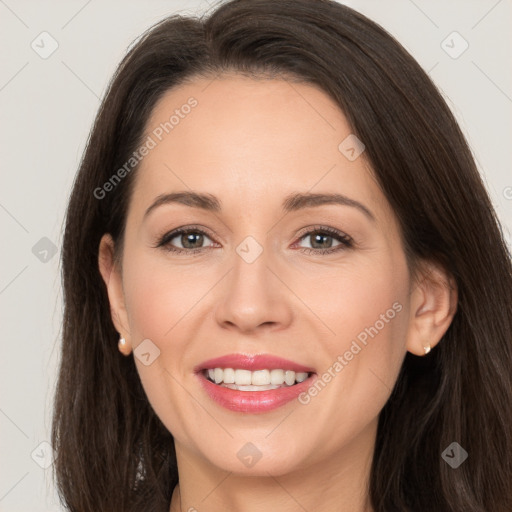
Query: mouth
194 354 317 413
201 368 313 391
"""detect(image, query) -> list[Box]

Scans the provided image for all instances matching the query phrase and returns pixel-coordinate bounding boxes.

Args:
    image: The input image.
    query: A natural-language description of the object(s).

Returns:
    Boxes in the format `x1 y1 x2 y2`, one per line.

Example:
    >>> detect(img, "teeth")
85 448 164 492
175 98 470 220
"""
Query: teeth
235 369 252 385
270 369 285 385
295 372 308 383
252 369 269 385
204 368 310 387
223 368 235 384
221 383 281 391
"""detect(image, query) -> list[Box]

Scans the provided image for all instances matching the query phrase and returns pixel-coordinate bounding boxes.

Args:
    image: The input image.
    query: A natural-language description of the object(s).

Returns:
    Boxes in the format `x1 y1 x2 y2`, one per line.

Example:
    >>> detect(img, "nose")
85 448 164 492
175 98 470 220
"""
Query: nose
214 242 294 334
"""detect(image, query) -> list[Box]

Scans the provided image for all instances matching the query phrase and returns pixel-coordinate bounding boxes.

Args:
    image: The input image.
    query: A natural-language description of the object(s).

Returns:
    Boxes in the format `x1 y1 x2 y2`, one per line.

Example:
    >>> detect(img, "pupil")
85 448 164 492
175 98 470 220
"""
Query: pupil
312 234 332 249
183 233 203 249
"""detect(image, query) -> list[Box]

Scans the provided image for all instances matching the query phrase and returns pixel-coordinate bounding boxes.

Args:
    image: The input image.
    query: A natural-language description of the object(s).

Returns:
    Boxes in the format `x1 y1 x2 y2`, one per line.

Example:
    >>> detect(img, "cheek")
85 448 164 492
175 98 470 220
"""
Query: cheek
299 252 408 348
303 252 409 416
122 253 200 341
121 253 202 437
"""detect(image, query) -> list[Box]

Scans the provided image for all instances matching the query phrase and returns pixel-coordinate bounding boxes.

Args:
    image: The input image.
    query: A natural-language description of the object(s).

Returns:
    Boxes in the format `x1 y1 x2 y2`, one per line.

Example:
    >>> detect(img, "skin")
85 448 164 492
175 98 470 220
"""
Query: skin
98 74 457 512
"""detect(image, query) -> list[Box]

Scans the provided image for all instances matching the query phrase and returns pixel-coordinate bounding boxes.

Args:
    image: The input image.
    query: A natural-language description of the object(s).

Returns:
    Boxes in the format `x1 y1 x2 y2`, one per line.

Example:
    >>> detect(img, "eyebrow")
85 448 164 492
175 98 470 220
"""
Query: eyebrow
143 191 375 222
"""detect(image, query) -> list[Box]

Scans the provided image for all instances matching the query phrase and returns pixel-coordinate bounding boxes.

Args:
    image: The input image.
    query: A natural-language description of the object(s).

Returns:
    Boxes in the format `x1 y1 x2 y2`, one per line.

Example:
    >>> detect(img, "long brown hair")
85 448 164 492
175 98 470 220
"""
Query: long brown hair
52 0 512 510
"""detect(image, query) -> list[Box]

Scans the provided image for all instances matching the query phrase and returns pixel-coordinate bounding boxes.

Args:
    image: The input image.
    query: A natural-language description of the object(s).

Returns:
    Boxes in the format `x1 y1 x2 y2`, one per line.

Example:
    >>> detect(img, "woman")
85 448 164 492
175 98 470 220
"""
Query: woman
52 0 512 510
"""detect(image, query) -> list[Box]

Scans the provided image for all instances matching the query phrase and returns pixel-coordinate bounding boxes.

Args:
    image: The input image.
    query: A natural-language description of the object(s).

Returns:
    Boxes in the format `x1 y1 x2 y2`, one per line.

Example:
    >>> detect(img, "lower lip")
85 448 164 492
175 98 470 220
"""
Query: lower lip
196 371 317 413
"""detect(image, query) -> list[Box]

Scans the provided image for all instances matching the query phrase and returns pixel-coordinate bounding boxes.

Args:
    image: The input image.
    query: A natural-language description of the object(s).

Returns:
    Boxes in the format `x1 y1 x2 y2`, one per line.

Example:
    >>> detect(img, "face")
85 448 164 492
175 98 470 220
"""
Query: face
101 74 421 477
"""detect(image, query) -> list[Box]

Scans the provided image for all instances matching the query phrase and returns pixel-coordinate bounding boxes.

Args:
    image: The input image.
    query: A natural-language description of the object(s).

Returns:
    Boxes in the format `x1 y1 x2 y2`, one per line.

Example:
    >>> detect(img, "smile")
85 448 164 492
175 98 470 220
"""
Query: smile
203 368 310 390
194 354 317 413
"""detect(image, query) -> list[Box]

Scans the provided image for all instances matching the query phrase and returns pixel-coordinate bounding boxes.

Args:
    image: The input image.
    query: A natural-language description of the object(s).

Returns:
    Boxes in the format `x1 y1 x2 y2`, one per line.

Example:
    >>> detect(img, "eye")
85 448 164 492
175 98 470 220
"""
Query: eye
155 226 216 254
154 224 353 256
294 226 353 255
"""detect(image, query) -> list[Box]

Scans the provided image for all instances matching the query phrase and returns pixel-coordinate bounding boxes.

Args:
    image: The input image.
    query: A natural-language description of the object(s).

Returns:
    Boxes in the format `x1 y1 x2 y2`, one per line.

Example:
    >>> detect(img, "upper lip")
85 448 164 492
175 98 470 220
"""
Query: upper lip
194 353 316 374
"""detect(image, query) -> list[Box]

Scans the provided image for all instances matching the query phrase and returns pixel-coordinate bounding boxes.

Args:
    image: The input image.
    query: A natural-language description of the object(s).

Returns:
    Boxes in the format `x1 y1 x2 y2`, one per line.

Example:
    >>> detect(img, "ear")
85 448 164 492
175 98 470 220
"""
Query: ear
98 234 131 342
406 260 458 356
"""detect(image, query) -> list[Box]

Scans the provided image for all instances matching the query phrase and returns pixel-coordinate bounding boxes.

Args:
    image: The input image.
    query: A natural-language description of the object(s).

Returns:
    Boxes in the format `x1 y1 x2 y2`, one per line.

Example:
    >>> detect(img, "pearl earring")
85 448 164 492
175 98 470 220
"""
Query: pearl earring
423 343 431 355
118 336 129 355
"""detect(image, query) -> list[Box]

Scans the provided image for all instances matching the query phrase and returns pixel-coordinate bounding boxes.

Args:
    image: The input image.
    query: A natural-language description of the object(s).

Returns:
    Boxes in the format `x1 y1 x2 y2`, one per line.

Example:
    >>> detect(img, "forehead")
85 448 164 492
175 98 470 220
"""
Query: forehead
143 74 350 162
129 74 389 223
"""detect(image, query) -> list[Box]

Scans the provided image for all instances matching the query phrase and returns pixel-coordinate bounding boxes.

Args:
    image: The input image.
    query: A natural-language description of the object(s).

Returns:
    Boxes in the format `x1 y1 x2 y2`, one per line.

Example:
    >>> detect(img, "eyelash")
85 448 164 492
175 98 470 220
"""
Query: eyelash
154 224 353 256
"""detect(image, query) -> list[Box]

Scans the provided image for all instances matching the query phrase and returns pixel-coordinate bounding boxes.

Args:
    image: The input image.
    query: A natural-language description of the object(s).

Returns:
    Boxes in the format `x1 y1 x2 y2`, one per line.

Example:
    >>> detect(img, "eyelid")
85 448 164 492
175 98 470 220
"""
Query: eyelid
294 224 351 240
155 224 353 254
153 224 216 248
291 225 353 253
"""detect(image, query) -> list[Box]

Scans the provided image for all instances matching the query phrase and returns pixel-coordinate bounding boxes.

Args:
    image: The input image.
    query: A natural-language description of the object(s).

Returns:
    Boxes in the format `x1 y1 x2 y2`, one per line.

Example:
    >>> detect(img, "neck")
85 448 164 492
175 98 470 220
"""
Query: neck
169 420 376 512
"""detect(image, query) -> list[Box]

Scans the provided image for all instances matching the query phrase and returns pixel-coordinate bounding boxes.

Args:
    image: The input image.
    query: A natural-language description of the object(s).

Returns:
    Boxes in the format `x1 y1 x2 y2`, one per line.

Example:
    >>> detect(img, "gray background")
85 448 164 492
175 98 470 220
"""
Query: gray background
0 0 510 510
